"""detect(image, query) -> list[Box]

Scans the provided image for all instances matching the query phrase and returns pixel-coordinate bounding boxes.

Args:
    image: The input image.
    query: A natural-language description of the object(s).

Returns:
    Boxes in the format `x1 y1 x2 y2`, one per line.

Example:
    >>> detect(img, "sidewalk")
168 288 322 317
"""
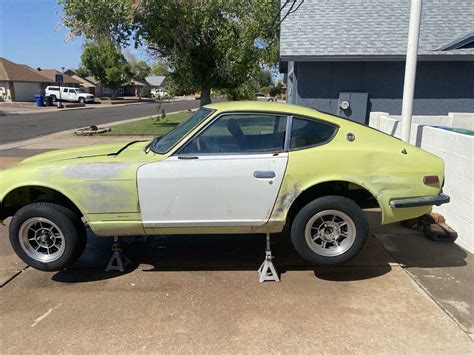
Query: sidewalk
0 113 161 152
0 95 196 116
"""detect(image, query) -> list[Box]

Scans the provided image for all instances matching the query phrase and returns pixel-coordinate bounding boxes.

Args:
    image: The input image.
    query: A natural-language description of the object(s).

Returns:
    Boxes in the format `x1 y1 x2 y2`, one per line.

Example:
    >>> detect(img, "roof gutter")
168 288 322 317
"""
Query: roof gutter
280 54 474 62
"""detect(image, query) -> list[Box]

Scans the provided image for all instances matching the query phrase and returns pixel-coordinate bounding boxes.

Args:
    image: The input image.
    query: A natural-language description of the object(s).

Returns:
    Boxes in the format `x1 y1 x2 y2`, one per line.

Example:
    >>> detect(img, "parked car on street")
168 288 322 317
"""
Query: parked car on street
256 93 274 102
45 86 95 103
0 101 449 271
151 88 168 99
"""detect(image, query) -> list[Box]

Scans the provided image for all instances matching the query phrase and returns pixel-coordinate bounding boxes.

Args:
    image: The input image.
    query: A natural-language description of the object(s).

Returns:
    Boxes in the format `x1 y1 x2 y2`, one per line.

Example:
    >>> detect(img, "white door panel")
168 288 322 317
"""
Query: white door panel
137 153 288 227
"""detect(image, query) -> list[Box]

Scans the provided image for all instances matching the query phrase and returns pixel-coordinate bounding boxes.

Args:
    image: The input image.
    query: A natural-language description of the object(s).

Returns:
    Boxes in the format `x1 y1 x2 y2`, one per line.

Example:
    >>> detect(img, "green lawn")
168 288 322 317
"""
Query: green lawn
105 112 191 136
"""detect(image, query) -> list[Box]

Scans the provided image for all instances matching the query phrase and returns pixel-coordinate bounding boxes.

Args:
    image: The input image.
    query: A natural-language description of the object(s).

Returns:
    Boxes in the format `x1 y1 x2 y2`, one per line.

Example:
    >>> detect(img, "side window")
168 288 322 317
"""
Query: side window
180 114 286 154
63 88 68 93
290 117 337 150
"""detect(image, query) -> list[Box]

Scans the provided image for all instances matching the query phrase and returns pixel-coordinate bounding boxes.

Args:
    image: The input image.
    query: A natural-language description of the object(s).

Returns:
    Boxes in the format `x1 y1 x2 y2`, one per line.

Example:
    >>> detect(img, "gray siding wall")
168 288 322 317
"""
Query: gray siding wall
292 61 474 115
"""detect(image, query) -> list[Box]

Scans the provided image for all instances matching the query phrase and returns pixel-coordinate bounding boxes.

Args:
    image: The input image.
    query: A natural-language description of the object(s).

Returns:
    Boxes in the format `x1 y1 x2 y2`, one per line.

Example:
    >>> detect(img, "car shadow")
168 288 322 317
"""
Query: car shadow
51 211 468 284
52 231 392 283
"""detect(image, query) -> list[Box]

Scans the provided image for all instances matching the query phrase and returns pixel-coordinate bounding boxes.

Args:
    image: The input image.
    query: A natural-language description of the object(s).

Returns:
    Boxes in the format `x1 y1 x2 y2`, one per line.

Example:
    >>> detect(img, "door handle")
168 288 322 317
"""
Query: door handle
254 171 276 179
178 156 199 160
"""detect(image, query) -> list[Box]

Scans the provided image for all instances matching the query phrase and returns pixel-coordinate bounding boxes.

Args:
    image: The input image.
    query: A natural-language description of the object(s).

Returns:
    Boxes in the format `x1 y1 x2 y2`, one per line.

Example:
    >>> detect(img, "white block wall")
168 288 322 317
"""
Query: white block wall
370 112 474 253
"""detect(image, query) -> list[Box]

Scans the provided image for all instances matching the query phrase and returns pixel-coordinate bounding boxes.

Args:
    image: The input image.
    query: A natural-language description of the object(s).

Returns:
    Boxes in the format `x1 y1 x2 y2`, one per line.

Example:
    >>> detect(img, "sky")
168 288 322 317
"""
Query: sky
0 0 146 70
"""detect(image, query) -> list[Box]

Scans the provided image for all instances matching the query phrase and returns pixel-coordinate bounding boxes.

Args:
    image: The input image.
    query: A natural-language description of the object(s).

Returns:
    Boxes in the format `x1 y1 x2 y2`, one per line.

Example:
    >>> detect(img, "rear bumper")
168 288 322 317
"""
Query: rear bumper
390 193 450 208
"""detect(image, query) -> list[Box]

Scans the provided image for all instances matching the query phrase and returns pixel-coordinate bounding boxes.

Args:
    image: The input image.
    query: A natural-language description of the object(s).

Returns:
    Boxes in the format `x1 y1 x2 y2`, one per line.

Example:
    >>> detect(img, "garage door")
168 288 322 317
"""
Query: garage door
13 82 41 102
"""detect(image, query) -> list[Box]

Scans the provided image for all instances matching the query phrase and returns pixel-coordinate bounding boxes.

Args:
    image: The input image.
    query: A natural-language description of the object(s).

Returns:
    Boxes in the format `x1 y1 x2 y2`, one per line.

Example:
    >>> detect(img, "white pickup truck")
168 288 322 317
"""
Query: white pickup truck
45 86 95 103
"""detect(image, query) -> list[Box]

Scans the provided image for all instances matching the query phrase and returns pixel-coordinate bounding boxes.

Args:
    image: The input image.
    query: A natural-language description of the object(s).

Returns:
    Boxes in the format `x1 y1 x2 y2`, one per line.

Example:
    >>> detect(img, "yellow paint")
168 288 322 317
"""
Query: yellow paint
0 101 445 237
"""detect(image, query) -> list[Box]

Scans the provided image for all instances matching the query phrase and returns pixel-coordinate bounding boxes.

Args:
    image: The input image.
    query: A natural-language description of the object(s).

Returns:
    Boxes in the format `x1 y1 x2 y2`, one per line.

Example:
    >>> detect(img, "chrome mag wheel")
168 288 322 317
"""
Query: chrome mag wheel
18 217 66 263
304 210 356 257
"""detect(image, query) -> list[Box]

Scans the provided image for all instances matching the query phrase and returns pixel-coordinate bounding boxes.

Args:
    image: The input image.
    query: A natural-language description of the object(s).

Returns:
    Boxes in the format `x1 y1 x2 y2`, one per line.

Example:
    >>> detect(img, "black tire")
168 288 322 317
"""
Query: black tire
50 95 57 102
78 97 85 104
9 203 86 271
290 196 368 265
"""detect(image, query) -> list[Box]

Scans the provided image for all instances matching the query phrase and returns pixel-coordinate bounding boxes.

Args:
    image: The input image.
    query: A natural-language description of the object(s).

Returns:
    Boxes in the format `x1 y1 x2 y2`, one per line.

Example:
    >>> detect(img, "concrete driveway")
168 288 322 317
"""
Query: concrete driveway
0 144 472 353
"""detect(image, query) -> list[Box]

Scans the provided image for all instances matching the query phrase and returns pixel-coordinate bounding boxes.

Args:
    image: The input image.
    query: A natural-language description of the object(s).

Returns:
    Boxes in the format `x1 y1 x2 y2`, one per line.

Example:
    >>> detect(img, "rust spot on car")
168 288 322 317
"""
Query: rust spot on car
272 182 302 217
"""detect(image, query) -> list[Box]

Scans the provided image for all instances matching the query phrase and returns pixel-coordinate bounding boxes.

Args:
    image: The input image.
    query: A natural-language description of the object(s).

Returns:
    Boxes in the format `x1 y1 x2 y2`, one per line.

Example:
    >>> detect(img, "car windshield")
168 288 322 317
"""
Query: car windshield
75 89 86 93
151 108 213 154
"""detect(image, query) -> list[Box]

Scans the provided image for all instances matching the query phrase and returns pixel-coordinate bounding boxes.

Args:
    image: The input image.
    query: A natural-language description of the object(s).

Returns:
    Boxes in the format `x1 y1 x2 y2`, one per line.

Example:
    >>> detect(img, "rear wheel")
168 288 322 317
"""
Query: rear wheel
9 203 86 271
290 196 368 265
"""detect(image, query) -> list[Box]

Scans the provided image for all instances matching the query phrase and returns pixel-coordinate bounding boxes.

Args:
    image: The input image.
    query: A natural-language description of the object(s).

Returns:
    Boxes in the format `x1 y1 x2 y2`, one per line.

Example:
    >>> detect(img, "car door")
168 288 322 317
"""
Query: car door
61 88 69 101
137 113 289 227
69 89 78 101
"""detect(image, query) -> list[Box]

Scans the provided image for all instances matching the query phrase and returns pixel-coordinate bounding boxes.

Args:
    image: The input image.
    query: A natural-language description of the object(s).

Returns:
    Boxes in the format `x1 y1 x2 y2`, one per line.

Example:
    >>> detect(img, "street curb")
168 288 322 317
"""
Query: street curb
0 109 194 150
0 97 195 116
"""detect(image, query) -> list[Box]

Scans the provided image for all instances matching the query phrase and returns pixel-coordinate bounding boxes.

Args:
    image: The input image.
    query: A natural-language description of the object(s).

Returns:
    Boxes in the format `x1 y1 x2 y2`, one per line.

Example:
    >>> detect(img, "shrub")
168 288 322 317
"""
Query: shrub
140 86 152 98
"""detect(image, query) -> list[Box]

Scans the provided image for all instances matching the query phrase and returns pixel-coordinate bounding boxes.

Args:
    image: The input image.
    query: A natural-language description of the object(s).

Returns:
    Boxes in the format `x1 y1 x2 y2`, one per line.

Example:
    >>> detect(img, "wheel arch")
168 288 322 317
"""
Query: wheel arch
1 185 86 222
285 179 381 226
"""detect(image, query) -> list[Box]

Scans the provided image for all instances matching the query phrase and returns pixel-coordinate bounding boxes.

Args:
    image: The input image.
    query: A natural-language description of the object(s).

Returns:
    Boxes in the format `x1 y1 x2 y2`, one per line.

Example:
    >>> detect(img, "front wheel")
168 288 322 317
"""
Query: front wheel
9 203 86 271
290 196 368 265
78 97 85 104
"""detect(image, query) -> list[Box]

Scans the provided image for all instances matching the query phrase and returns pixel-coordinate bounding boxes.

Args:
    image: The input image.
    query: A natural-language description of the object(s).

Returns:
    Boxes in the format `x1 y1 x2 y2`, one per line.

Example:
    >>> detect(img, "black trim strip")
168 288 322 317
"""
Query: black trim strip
389 193 450 208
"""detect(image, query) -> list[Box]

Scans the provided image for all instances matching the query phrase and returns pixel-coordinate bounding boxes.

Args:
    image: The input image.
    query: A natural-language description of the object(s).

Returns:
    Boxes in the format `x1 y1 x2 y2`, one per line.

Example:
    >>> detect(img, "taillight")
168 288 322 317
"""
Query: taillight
423 175 439 185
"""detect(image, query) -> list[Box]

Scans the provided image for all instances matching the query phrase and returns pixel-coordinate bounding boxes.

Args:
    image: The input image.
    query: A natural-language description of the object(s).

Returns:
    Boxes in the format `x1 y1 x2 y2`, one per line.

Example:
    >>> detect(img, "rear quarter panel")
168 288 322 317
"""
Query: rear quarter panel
271 114 444 225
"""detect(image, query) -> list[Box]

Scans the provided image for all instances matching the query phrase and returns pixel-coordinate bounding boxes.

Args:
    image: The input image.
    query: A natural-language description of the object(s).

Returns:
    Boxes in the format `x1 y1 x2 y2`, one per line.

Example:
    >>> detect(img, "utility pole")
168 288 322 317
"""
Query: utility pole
401 0 423 142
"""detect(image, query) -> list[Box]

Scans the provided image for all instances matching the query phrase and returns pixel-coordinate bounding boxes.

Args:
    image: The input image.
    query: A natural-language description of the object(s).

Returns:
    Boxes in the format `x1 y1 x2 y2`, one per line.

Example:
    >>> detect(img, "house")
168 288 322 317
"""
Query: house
280 0 474 123
145 75 167 90
33 68 80 87
0 57 50 101
84 76 125 96
124 79 149 96
64 69 97 94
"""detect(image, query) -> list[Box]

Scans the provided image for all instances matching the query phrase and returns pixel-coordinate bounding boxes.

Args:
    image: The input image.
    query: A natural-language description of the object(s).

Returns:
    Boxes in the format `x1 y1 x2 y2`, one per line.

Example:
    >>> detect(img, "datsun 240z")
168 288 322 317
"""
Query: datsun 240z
0 102 449 271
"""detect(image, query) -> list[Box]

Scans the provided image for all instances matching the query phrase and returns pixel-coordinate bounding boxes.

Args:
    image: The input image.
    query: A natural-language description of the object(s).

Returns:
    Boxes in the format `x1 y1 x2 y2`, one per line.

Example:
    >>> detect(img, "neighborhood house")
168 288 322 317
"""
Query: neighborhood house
1 60 169 102
280 0 474 123
0 57 79 101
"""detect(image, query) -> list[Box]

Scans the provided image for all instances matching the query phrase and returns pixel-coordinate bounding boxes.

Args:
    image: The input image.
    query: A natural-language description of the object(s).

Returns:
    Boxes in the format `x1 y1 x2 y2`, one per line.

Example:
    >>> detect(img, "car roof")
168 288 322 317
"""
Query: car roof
205 100 380 132
205 101 328 119
47 86 76 89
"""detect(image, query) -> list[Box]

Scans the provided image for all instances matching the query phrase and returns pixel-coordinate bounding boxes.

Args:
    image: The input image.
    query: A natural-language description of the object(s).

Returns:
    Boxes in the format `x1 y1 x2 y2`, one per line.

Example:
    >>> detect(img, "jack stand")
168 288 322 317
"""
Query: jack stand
106 237 131 272
258 233 280 283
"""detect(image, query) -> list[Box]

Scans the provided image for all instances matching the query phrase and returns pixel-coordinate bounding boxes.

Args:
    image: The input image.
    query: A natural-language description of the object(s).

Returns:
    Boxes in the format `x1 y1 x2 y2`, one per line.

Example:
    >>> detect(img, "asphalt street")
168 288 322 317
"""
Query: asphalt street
0 100 200 144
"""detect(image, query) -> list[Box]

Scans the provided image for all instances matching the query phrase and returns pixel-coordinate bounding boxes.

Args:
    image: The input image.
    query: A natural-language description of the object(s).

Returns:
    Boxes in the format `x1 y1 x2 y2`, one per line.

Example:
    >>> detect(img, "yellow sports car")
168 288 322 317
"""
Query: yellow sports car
0 101 449 271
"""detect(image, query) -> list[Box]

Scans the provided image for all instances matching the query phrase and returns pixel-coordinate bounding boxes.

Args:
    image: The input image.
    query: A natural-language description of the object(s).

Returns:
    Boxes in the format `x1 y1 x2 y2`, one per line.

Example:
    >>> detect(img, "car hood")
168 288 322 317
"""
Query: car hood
20 141 146 165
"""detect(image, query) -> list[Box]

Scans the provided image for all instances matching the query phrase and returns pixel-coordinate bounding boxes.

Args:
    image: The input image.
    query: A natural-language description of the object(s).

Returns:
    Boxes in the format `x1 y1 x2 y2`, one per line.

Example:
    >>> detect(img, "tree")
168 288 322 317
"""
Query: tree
224 80 259 101
256 70 273 88
75 65 89 78
130 59 151 81
59 0 279 105
81 41 132 98
149 62 169 76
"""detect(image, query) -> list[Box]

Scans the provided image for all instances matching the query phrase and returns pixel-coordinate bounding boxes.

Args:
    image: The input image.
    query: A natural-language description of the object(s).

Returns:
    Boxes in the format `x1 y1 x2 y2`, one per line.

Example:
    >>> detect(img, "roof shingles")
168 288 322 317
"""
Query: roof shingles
280 0 474 59
0 57 51 83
